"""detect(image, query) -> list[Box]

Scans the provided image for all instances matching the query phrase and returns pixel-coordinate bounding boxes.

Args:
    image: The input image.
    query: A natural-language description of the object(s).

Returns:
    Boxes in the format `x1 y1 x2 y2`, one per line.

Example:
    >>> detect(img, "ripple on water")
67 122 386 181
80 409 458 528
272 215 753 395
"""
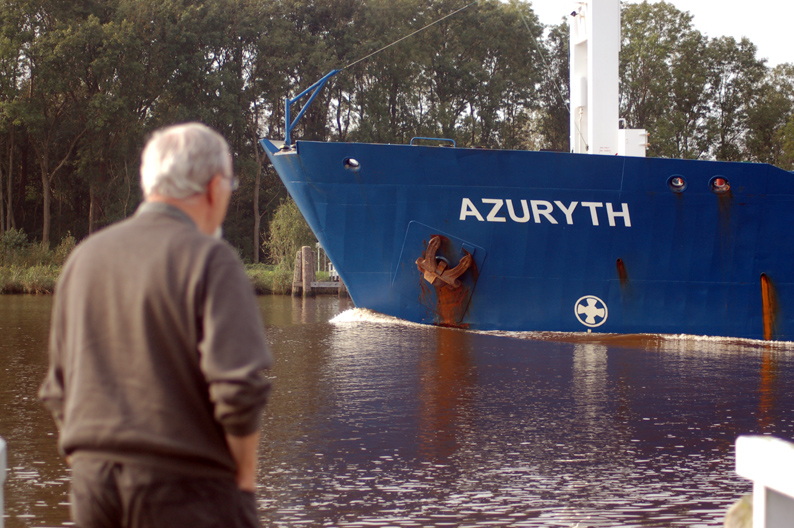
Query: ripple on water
4 298 794 527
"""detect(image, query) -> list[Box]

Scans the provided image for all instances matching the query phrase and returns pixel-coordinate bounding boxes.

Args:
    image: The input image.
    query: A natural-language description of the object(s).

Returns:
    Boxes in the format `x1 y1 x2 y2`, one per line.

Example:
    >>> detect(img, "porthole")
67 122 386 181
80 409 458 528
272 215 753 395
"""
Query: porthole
343 158 360 172
667 175 687 193
709 176 730 194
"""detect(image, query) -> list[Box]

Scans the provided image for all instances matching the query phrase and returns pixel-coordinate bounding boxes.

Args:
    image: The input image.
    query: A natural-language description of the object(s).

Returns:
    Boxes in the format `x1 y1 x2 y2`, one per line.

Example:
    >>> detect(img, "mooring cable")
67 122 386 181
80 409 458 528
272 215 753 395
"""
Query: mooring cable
519 10 570 116
341 1 478 71
519 8 587 152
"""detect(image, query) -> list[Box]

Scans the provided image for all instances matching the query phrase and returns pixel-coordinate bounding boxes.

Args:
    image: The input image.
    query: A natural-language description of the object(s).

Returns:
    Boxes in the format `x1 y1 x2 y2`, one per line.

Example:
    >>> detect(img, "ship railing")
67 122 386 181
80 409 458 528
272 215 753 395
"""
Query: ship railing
410 137 456 148
282 68 461 150
735 435 794 527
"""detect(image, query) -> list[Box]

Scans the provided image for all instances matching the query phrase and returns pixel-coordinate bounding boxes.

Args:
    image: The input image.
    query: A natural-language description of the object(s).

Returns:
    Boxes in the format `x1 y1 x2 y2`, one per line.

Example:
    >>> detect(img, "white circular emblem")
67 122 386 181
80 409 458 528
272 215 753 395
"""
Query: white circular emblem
574 295 608 328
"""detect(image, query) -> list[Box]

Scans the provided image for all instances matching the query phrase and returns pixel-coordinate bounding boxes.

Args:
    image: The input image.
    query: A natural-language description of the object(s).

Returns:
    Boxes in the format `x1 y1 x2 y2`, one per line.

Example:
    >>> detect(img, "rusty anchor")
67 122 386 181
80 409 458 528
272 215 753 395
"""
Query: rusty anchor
416 236 472 289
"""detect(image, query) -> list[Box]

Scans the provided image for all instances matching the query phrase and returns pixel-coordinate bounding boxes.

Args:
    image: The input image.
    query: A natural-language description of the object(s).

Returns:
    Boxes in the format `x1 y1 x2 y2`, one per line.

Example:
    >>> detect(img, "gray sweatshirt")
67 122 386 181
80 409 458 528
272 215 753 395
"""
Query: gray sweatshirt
40 202 273 478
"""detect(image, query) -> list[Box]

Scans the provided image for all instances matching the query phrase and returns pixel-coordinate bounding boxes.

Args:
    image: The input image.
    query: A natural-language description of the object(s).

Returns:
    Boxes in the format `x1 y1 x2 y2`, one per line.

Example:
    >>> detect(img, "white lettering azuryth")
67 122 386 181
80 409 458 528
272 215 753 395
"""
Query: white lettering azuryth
459 198 631 227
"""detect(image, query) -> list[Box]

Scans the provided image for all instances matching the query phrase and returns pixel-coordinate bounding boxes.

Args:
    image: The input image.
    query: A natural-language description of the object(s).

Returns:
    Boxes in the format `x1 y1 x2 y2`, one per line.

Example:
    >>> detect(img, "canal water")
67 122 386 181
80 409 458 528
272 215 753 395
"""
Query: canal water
1 295 792 527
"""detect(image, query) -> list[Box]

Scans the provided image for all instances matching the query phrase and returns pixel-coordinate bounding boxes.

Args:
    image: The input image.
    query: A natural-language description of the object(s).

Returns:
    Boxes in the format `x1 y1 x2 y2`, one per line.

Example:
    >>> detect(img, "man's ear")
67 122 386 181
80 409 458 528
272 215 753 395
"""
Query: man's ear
205 174 223 205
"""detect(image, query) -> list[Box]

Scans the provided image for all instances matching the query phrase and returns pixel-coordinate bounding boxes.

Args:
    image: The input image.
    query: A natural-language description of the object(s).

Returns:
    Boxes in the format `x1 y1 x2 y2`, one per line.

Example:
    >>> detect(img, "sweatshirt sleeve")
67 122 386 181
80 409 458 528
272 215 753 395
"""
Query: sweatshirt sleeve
39 292 67 431
198 245 274 437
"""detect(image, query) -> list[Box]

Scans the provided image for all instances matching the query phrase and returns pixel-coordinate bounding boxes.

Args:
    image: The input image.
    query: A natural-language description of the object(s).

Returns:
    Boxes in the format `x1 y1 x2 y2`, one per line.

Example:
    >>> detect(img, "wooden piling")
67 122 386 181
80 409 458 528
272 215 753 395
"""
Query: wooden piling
301 246 315 297
292 250 302 297
338 279 349 298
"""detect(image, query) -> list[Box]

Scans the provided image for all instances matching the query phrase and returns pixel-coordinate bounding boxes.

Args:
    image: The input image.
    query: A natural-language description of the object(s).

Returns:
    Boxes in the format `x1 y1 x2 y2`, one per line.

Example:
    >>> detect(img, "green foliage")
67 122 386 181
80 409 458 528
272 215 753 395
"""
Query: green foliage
619 1 775 161
0 265 59 294
245 263 293 295
534 21 569 151
744 64 794 165
704 37 767 161
619 1 705 158
0 0 793 267
0 229 52 267
0 228 29 252
0 260 305 296
265 198 317 269
0 232 63 293
777 116 794 170
620 1 693 131
53 232 77 265
0 229 75 267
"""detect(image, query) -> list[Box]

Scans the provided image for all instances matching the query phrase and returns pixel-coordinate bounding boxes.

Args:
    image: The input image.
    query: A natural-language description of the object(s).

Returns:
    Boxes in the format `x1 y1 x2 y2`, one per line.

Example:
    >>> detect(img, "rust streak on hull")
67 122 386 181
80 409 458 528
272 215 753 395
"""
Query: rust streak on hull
761 274 777 341
616 258 629 287
434 282 471 328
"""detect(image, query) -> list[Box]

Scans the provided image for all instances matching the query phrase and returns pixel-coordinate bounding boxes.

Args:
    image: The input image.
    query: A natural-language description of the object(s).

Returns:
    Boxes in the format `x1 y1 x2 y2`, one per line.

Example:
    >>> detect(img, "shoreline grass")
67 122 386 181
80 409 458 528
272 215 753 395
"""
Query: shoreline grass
245 263 293 295
0 229 73 294
0 229 334 296
0 264 61 294
0 263 307 296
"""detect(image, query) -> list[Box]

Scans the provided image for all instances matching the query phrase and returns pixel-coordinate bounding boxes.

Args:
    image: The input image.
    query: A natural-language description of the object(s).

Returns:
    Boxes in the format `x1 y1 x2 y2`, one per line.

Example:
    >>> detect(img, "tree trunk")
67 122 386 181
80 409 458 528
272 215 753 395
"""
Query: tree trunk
6 128 14 232
0 148 5 235
37 128 86 246
88 184 97 234
41 162 51 247
252 152 262 263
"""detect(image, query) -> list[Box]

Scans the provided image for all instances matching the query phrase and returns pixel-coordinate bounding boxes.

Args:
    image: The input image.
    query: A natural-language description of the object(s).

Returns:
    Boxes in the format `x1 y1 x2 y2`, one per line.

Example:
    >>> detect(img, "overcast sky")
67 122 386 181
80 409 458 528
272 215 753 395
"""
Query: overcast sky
529 0 792 66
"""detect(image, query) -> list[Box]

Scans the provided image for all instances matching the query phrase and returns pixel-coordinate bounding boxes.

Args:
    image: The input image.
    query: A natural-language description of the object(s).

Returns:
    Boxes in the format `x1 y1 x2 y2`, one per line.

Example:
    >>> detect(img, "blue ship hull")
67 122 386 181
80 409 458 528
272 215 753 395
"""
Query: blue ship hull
262 139 794 340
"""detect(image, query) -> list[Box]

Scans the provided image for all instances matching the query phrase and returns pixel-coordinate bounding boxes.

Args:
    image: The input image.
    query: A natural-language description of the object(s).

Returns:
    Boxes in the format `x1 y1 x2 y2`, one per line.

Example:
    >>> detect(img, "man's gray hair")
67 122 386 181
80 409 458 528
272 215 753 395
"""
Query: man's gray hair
140 123 232 199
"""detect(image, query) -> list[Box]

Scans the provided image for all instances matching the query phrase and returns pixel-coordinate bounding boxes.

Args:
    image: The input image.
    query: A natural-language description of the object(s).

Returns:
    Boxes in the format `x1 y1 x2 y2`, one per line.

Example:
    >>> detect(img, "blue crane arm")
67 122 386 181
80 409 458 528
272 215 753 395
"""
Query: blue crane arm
285 70 341 145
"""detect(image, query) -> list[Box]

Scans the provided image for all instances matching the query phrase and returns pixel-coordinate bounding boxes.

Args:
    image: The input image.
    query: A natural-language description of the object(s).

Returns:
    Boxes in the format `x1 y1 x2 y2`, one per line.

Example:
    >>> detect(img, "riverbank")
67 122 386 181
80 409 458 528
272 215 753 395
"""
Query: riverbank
246 264 297 295
0 229 329 295
0 263 322 295
0 265 60 294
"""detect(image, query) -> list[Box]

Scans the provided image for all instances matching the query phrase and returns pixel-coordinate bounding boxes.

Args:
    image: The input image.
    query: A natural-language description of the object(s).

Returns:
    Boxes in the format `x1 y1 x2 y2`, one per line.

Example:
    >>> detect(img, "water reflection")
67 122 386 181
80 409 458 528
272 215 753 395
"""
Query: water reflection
572 343 608 422
417 328 474 462
758 349 779 433
1 296 793 527
0 296 71 527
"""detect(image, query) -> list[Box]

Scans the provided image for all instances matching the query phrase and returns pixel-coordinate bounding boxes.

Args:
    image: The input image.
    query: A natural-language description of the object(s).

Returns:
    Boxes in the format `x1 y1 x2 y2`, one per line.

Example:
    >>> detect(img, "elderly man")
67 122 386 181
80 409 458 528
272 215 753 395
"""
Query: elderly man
39 123 272 528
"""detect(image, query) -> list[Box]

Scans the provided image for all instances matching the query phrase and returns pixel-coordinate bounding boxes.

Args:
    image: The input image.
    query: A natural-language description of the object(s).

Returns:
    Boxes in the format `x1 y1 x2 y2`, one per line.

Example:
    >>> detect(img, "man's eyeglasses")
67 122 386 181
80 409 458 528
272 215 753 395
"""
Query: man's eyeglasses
225 175 239 192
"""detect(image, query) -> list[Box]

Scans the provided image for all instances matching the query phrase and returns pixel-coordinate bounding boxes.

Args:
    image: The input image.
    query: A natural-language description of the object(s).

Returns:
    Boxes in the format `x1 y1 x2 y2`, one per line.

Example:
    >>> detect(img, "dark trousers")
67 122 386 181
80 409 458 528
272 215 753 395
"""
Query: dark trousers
70 456 261 528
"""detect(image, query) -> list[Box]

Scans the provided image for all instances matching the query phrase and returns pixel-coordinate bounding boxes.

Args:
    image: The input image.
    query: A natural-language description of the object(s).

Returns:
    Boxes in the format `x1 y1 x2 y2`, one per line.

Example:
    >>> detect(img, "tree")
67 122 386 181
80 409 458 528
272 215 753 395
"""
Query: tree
619 1 706 157
535 20 569 151
245 0 300 262
745 64 794 165
265 197 316 268
22 20 89 247
2 0 793 260
655 28 711 159
343 0 423 144
703 36 766 161
777 115 794 170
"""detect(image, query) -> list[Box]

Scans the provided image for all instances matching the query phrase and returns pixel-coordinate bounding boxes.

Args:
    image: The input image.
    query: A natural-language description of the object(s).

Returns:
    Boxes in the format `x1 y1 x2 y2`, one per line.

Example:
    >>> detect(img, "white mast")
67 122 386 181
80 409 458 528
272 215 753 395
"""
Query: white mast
569 0 647 157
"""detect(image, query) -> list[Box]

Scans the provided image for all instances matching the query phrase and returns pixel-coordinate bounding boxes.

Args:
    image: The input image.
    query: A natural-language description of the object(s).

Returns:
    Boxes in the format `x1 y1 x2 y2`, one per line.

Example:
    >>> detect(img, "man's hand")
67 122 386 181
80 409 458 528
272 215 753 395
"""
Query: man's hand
225 432 260 492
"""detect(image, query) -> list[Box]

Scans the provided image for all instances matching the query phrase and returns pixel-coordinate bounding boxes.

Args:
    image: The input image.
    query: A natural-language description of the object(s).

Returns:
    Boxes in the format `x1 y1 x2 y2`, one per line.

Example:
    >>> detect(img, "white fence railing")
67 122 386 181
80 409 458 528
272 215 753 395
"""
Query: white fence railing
735 435 794 528
1 436 6 528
